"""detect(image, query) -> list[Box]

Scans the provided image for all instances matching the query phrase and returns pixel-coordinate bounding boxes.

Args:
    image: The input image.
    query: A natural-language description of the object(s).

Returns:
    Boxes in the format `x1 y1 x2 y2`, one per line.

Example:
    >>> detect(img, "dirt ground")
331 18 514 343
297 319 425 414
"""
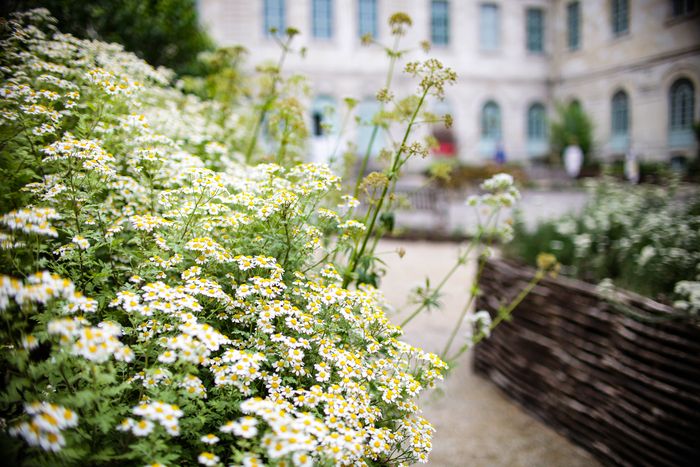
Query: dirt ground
378 239 597 467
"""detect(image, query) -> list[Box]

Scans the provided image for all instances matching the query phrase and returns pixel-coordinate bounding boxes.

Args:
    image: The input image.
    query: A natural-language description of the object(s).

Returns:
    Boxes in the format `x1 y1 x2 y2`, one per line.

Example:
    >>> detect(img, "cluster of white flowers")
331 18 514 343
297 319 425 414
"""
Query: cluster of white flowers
0 10 450 466
467 173 521 209
0 207 61 237
516 179 700 310
9 402 79 452
0 271 96 312
118 401 184 437
463 310 493 346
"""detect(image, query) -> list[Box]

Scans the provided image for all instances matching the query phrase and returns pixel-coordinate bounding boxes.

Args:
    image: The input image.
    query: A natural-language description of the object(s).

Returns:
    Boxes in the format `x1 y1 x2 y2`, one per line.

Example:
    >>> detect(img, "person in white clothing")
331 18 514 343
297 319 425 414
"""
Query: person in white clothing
563 143 583 178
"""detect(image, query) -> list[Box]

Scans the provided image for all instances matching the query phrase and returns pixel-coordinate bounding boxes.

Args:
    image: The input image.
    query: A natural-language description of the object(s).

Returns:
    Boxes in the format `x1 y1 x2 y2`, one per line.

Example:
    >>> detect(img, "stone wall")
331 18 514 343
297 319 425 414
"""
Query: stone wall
473 258 700 466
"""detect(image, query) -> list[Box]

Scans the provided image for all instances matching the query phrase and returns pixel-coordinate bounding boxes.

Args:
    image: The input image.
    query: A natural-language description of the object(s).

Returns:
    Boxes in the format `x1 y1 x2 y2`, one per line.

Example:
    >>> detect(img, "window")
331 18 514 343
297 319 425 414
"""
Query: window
567 2 581 50
481 101 501 140
312 0 333 39
526 8 545 53
669 78 696 146
480 100 501 156
527 103 548 156
431 0 449 45
611 90 630 151
611 91 629 136
263 0 286 36
358 0 378 39
611 0 629 36
356 99 383 157
480 3 500 51
527 104 547 141
671 0 697 17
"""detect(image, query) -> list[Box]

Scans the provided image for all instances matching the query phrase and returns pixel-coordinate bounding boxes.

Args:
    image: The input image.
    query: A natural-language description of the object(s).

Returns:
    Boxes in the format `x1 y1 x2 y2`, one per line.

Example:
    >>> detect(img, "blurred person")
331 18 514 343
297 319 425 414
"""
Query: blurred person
494 142 506 164
563 140 583 178
624 149 639 183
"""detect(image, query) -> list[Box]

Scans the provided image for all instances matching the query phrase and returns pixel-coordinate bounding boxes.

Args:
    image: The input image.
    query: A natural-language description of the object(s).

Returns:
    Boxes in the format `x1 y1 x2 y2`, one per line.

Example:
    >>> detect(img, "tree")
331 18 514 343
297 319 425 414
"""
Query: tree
1 0 213 75
549 101 595 165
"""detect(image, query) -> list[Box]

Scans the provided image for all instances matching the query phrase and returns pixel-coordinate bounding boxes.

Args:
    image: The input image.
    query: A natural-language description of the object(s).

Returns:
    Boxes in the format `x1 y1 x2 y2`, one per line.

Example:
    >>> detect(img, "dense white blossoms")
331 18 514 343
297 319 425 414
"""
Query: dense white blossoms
0 207 61 237
9 402 78 452
1 10 451 466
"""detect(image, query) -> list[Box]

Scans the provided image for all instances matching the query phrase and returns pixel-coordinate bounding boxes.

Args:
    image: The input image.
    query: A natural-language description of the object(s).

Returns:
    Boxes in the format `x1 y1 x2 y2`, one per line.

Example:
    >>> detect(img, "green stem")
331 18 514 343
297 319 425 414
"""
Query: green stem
244 37 291 162
440 212 501 358
449 270 545 361
400 239 479 328
328 105 354 167
400 210 499 327
179 190 207 240
342 88 429 288
352 34 402 198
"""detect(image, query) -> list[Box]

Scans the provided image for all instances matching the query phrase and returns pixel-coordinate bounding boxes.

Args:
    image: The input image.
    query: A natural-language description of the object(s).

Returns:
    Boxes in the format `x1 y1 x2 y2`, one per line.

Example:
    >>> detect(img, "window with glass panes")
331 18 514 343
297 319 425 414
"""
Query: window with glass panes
527 104 546 140
611 91 629 136
567 2 581 50
611 0 629 36
526 8 544 53
482 101 501 140
312 0 333 39
358 0 378 39
670 79 695 131
263 0 286 36
431 0 449 45
480 3 500 51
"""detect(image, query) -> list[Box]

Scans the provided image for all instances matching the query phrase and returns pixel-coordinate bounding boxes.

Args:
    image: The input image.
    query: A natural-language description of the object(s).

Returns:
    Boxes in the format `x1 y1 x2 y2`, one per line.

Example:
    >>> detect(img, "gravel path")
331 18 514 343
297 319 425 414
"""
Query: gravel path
378 239 597 467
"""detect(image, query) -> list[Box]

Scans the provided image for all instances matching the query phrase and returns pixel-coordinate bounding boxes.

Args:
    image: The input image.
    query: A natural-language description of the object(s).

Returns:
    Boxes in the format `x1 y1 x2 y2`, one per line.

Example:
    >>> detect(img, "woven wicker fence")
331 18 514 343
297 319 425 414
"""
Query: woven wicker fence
473 258 700 466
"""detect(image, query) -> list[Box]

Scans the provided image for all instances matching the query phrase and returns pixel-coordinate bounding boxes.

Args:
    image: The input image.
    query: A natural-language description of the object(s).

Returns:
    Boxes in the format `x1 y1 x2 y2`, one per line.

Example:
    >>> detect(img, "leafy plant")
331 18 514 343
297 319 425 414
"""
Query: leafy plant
549 101 595 166
0 10 545 466
0 0 213 75
507 179 700 308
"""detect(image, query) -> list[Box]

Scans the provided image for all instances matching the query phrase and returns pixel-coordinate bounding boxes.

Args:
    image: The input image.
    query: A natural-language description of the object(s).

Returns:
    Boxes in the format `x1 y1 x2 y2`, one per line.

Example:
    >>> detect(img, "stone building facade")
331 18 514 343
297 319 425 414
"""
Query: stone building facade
198 0 700 166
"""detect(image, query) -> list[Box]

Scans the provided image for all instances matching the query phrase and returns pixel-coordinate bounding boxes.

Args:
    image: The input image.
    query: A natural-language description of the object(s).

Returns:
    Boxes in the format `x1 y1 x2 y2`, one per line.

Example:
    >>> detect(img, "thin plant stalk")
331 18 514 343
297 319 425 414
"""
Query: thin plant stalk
448 269 545 362
244 34 294 162
352 34 402 199
342 88 429 288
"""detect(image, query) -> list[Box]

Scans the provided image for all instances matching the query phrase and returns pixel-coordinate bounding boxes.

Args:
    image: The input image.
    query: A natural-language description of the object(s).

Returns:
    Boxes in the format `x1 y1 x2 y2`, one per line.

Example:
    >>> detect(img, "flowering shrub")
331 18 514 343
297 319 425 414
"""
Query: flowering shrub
508 179 700 313
0 10 455 466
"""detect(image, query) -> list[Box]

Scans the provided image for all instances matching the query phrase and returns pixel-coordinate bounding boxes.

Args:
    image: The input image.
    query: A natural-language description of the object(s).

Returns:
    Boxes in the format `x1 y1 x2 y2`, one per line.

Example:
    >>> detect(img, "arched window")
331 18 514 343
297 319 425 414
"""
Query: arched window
356 99 382 157
669 78 695 147
611 90 630 151
311 95 337 137
479 100 501 157
527 103 547 140
481 101 501 140
611 90 629 136
527 103 548 157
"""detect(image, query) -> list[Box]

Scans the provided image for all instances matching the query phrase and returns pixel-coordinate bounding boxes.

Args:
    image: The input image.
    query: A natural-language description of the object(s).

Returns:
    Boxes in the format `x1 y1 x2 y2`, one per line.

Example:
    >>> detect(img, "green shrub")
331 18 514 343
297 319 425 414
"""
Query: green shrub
549 101 595 166
507 179 700 304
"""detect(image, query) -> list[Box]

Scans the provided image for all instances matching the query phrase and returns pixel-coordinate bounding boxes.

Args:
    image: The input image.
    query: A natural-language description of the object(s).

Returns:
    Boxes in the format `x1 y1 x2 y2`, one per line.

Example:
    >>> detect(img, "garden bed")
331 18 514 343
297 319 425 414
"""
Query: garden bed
473 258 700 466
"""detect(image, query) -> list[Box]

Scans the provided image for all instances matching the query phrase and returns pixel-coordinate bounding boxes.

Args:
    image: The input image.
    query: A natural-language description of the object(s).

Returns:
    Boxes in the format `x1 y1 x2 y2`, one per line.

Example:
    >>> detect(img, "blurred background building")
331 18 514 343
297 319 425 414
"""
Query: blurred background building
198 0 700 166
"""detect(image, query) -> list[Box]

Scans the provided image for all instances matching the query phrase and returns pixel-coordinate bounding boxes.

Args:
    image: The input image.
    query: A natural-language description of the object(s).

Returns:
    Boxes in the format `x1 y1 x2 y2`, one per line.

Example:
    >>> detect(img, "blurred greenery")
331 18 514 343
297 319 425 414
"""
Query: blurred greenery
180 46 249 112
549 101 595 166
506 180 700 303
427 160 528 190
1 0 214 75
